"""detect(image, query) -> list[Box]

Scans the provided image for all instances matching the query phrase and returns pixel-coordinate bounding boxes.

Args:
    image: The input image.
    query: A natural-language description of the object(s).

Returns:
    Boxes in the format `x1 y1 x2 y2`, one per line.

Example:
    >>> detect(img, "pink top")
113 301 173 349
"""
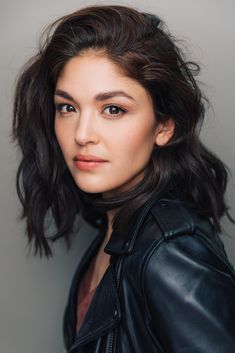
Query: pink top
76 254 98 333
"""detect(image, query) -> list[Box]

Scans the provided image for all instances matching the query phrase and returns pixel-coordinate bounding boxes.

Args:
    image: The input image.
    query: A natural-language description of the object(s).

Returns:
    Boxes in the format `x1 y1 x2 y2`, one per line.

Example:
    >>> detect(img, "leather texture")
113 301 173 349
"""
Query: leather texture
63 196 235 353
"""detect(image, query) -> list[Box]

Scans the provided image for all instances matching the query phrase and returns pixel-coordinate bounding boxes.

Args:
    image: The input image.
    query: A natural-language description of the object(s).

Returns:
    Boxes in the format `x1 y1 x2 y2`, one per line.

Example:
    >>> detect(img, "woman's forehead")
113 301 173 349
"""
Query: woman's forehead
55 54 151 104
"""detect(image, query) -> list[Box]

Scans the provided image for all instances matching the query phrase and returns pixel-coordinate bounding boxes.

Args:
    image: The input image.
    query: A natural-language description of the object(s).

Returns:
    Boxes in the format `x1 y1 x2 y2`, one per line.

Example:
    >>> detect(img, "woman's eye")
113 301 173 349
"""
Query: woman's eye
55 103 76 114
103 105 126 117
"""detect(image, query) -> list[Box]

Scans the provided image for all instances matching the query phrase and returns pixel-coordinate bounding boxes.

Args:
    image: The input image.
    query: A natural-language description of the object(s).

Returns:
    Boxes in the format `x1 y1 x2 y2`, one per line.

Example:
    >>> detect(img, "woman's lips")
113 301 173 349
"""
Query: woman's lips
74 160 107 170
74 154 107 162
73 153 108 170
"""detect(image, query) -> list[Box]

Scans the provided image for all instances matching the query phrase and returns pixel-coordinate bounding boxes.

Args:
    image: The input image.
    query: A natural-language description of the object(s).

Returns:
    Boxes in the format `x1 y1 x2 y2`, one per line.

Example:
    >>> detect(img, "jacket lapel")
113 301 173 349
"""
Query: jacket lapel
66 193 162 351
65 226 122 351
73 261 121 348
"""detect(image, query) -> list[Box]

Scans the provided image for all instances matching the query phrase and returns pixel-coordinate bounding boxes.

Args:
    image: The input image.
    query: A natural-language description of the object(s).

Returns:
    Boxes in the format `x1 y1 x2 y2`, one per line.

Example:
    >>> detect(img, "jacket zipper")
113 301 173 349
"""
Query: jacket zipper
107 255 123 353
108 330 115 353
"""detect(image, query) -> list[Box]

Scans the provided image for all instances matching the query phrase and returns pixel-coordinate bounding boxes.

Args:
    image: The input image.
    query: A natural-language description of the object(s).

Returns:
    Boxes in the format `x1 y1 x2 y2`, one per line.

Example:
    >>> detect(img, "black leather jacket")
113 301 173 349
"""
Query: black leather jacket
63 196 235 353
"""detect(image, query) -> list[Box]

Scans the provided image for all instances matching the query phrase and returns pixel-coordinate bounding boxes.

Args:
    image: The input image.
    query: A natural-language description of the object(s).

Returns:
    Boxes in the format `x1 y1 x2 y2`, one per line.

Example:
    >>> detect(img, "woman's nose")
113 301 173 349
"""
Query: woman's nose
74 113 99 146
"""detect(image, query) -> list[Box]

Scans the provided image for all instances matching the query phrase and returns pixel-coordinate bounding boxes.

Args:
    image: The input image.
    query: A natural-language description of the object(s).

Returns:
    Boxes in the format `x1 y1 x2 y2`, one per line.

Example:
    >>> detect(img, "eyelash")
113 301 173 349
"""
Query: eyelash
54 103 127 118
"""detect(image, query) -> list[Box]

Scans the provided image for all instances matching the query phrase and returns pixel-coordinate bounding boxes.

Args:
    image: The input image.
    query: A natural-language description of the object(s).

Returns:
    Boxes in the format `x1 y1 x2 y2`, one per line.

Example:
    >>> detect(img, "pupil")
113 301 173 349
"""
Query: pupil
111 106 118 114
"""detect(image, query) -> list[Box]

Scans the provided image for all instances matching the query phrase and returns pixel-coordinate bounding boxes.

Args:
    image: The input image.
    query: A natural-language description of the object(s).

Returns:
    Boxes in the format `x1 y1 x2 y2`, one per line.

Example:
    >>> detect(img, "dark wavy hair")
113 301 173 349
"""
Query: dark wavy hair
12 4 234 257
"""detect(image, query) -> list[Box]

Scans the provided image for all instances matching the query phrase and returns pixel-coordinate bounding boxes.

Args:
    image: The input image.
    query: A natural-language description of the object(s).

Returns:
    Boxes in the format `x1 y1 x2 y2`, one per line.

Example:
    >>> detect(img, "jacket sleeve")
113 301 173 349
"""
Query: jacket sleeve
142 233 235 353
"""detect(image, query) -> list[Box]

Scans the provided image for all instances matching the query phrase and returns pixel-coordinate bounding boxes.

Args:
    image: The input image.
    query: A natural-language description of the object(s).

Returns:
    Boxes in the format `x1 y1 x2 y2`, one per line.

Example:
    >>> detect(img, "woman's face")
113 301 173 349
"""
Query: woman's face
54 51 160 198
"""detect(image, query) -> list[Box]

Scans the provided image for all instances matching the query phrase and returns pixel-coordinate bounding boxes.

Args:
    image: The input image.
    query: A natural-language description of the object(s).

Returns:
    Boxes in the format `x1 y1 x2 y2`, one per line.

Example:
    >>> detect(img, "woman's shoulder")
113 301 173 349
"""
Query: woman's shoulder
133 197 235 280
138 198 235 352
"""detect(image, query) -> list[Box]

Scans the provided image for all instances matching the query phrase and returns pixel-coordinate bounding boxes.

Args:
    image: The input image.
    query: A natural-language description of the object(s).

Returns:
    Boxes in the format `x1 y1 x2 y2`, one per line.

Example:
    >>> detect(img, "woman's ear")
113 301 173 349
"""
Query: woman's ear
155 118 175 146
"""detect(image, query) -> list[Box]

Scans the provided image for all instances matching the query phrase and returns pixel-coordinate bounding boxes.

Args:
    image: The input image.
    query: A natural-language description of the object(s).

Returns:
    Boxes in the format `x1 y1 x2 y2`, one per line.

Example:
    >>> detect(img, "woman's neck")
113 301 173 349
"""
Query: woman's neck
105 209 115 242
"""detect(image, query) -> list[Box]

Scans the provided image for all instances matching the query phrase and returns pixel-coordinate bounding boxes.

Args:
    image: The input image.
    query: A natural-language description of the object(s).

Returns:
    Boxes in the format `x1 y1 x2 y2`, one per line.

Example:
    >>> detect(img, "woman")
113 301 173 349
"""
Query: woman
12 4 235 353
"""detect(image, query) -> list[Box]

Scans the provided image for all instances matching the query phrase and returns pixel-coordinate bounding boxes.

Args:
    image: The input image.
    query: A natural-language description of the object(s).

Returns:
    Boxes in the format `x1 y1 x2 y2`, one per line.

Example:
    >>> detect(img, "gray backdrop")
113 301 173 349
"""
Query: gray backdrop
1 0 235 352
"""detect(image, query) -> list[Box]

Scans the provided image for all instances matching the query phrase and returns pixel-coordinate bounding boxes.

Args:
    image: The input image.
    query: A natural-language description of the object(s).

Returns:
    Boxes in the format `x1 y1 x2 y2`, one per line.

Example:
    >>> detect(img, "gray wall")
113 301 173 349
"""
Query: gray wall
1 0 235 352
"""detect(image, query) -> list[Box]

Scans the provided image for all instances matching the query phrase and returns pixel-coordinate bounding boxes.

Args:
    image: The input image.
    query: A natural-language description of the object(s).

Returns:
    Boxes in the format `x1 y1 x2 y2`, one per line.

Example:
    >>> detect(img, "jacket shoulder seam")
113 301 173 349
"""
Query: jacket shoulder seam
150 200 195 240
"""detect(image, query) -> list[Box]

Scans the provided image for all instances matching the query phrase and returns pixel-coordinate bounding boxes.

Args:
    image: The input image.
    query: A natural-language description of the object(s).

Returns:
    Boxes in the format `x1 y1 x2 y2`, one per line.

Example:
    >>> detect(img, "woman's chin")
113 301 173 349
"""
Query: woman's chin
76 182 108 195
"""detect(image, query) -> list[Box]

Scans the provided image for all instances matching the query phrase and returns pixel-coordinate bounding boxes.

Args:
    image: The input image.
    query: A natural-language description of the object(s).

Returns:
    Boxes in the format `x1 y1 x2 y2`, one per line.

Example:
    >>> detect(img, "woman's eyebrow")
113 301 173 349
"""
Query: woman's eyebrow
54 89 135 102
54 90 77 103
95 90 135 101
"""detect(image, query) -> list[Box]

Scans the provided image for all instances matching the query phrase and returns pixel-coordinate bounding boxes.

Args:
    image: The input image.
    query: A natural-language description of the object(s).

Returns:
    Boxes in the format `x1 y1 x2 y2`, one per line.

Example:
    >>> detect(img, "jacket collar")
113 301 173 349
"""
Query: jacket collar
104 194 215 255
104 193 161 255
